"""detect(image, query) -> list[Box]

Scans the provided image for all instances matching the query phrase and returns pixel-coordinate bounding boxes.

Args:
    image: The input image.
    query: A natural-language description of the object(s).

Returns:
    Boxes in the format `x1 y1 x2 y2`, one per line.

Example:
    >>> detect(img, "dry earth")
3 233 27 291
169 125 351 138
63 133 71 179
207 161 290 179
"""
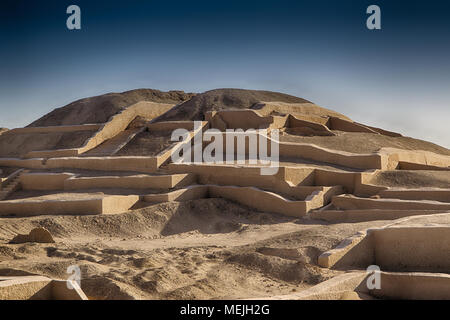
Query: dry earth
0 198 391 299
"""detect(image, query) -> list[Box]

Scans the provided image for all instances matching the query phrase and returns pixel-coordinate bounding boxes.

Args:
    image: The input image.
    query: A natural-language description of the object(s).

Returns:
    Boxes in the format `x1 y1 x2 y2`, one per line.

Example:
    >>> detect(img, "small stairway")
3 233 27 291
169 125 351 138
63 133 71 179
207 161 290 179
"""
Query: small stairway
0 169 29 201
81 128 143 157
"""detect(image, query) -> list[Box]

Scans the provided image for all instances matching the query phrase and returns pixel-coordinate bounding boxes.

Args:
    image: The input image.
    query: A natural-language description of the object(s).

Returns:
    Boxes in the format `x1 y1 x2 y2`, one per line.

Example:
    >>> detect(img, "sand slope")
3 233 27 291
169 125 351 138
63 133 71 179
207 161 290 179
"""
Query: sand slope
28 89 196 127
154 88 312 121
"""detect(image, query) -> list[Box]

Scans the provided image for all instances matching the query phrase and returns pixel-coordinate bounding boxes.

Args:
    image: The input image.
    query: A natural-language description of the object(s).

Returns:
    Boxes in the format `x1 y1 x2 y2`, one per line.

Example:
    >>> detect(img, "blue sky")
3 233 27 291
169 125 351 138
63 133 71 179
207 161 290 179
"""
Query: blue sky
1 0 449 147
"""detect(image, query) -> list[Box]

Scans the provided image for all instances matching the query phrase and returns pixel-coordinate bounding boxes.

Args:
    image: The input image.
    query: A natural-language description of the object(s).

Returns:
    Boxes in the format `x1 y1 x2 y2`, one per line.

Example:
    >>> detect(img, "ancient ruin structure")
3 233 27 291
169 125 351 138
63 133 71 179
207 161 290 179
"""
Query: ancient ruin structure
0 89 449 300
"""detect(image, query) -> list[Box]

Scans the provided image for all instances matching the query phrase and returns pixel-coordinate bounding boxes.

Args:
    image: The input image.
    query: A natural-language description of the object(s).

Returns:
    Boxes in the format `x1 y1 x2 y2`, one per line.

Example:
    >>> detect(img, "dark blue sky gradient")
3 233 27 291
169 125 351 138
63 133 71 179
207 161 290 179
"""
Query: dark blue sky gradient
1 0 449 147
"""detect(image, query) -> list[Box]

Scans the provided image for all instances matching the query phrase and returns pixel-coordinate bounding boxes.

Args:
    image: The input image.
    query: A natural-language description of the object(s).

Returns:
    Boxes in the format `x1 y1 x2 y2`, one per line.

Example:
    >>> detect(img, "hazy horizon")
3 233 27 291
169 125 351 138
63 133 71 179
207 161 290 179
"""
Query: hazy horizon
1 0 449 148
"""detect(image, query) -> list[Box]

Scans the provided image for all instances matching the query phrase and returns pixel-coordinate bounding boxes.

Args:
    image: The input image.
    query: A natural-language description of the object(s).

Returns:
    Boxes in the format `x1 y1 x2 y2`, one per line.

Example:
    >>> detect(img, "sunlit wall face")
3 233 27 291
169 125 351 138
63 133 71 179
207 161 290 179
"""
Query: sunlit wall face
1 0 449 148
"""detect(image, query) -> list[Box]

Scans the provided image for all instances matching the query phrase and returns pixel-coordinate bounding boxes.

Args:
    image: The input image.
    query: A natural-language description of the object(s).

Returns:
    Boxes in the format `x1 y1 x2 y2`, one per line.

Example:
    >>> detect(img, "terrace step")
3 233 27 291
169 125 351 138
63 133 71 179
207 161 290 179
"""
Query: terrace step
378 188 450 203
20 171 197 191
309 209 448 223
332 194 450 211
0 194 140 217
63 173 196 190
143 184 343 218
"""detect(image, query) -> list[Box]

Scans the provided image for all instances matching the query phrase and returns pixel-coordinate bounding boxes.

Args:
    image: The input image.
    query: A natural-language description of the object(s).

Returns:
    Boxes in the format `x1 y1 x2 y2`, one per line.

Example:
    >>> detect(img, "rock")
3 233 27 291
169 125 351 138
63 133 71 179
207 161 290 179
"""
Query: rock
9 227 55 244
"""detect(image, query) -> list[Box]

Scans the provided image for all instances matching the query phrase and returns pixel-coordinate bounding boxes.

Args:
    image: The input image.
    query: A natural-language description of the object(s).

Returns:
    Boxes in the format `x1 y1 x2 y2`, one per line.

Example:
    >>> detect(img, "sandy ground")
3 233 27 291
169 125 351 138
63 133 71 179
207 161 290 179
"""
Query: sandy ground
0 198 391 300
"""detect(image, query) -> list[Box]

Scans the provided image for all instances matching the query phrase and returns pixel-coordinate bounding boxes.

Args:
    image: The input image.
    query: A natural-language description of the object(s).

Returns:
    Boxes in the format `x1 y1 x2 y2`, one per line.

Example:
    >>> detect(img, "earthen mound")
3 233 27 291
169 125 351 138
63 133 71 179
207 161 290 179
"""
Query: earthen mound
154 88 311 121
28 89 196 127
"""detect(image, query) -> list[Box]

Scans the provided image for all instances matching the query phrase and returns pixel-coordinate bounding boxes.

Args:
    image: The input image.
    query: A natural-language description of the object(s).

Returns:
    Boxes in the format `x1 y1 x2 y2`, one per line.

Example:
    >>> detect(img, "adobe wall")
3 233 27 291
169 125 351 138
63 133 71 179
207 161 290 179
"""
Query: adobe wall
168 163 365 198
370 272 450 300
254 272 370 300
203 131 385 170
270 115 290 129
21 172 74 190
0 158 46 169
379 188 450 202
0 195 139 216
101 195 140 214
64 173 195 190
45 156 159 173
279 142 385 170
332 195 450 210
19 172 195 191
208 185 308 217
318 230 374 269
143 184 315 217
239 132 386 169
143 185 208 203
314 169 359 193
147 121 196 132
309 209 447 223
0 156 162 173
0 276 53 300
51 280 88 300
206 110 276 130
167 163 321 199
288 115 334 135
318 224 450 272
206 107 405 141
0 276 87 300
25 149 80 158
3 124 102 135
372 226 450 272
261 271 450 300
306 186 345 211
382 147 450 170
0 198 102 216
282 167 316 186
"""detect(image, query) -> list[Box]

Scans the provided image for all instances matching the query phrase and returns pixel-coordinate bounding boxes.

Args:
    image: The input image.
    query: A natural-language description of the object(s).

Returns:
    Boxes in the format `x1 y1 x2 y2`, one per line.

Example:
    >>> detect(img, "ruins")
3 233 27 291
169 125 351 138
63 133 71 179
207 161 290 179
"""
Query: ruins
0 88 448 300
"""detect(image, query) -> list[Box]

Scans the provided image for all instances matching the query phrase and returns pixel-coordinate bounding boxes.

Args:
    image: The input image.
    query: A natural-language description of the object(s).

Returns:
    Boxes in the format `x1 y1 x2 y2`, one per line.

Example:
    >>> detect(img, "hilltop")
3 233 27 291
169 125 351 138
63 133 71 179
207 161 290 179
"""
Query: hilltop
28 89 196 127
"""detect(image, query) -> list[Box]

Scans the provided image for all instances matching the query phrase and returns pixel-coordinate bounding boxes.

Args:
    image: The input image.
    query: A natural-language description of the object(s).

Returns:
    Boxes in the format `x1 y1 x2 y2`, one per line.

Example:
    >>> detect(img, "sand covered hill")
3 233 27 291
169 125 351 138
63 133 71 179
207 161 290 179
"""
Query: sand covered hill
28 89 196 127
1 88 449 158
154 88 312 121
1 87 450 300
